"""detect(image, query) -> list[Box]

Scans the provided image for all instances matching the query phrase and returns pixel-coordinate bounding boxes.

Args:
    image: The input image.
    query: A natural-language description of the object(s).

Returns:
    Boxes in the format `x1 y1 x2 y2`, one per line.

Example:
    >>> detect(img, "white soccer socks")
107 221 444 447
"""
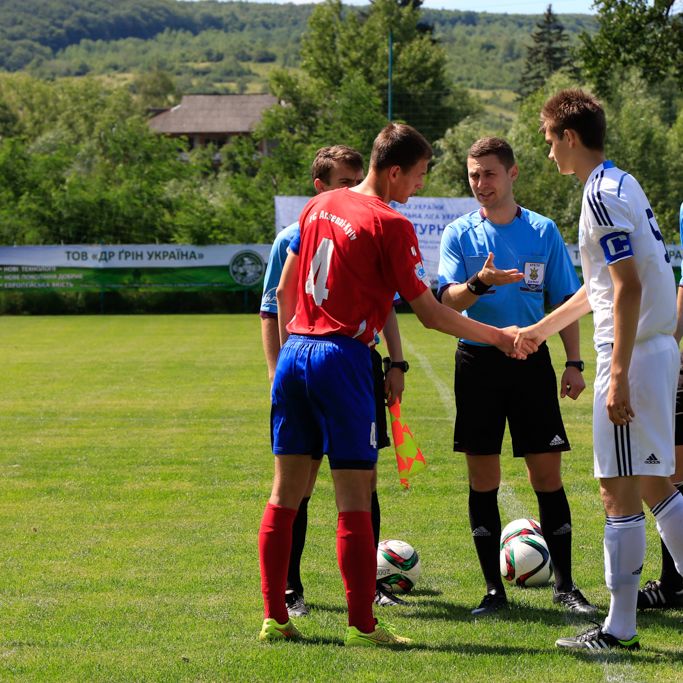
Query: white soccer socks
652 490 683 577
602 513 645 641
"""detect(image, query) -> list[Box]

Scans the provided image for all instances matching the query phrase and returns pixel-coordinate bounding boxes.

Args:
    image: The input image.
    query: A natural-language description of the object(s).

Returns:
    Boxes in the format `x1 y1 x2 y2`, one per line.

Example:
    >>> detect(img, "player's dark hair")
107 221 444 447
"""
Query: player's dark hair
540 89 606 151
370 123 432 172
310 145 364 184
468 137 516 170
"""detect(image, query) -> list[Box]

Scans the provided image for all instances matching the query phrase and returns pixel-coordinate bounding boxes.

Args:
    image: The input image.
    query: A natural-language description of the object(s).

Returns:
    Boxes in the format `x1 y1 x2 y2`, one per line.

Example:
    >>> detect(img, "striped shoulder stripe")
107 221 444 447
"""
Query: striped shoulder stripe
613 423 633 476
586 174 609 225
617 172 629 198
594 170 614 226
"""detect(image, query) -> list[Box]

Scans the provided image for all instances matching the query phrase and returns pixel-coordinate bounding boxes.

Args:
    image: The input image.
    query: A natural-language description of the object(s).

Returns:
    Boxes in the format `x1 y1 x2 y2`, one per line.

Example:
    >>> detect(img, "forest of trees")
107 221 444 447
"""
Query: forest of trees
0 0 681 254
0 0 593 93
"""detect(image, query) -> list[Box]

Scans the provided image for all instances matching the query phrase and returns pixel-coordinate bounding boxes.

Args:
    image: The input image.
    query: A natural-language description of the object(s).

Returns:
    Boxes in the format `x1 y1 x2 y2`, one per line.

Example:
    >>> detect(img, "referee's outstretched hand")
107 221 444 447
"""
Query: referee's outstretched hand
478 252 525 287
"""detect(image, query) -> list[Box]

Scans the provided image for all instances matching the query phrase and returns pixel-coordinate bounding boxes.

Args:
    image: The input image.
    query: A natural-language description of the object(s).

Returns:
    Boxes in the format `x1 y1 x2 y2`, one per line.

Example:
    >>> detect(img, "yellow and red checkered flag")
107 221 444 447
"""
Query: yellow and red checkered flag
388 401 426 489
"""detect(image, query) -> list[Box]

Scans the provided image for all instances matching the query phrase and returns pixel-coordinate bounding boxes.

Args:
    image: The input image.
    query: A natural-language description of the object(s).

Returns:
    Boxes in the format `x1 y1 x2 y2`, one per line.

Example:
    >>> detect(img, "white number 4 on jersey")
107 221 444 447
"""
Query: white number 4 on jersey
305 238 334 306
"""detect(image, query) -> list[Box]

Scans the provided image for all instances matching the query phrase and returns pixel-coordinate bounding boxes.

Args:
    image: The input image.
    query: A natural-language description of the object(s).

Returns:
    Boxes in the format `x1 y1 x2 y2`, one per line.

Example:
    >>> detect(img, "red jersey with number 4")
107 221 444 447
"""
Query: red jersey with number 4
287 187 429 346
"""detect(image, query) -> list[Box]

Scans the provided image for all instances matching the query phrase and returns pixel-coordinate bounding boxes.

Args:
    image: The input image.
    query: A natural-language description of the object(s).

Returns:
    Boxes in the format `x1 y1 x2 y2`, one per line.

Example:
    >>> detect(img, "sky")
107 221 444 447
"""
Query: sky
201 0 597 14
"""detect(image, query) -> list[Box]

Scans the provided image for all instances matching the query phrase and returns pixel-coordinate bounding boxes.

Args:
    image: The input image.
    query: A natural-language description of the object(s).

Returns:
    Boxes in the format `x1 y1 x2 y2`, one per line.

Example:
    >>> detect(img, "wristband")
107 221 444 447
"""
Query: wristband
565 360 584 372
383 357 409 374
466 273 492 296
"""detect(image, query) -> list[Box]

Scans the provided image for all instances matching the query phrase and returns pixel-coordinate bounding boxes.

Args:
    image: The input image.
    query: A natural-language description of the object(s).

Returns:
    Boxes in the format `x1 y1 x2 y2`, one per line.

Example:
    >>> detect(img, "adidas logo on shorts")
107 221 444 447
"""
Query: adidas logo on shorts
549 435 565 446
645 453 660 464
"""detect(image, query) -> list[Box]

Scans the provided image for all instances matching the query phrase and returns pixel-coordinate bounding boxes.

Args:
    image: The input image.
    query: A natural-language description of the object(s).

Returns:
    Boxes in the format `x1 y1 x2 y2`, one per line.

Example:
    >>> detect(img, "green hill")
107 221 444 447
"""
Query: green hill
0 0 595 94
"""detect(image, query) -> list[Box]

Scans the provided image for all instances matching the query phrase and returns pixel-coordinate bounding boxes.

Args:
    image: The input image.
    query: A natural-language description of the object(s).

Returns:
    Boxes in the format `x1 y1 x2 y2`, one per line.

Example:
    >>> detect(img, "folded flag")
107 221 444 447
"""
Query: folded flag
388 400 426 489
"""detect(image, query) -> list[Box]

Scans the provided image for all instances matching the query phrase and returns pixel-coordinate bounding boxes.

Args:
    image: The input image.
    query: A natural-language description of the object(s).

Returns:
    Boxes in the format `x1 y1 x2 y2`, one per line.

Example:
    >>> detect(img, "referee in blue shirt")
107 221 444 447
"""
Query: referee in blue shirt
437 137 595 616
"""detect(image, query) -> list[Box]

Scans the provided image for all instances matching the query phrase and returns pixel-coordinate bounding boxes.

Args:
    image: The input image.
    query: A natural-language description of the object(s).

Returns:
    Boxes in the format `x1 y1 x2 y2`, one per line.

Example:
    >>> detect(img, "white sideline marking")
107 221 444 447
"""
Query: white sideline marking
498 482 526 520
601 662 641 683
402 335 526 519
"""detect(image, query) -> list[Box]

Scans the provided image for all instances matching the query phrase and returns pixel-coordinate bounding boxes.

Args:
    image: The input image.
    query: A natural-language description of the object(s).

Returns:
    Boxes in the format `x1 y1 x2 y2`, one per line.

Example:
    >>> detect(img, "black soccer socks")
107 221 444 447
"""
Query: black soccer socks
469 486 504 593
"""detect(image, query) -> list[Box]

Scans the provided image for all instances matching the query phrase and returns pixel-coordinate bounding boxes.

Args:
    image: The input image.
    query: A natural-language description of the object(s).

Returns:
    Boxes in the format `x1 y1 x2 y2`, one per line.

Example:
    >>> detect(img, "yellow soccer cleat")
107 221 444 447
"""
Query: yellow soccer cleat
259 617 302 642
344 619 413 647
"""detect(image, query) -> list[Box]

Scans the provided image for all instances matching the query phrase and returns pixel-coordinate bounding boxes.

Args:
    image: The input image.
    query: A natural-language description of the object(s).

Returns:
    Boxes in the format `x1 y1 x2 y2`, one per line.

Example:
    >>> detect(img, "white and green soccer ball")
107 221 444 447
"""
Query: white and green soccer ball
500 519 553 587
376 539 421 593
500 517 543 547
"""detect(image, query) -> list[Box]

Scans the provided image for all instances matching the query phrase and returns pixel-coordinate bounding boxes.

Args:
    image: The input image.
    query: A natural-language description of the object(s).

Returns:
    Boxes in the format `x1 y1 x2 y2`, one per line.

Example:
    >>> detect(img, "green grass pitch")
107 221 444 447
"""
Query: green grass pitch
1 314 682 681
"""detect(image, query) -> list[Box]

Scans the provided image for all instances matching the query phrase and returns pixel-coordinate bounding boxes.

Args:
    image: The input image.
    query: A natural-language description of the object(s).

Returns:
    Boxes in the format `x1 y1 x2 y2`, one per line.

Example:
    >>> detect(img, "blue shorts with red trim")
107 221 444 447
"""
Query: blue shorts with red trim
271 334 378 470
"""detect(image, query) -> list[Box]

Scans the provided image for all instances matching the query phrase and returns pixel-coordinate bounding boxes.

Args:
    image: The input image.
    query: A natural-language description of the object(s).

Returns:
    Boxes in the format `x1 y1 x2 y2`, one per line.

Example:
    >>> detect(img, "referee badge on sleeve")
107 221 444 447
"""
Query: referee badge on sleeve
523 262 545 292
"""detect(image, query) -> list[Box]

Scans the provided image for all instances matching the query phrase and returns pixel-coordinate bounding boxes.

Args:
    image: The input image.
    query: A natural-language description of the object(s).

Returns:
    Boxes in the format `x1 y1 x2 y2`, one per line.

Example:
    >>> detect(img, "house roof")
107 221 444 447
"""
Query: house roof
148 94 278 135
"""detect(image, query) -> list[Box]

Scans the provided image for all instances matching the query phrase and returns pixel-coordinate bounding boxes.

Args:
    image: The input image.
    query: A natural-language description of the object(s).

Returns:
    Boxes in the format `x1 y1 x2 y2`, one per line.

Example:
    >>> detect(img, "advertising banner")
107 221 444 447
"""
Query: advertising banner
0 245 271 292
3 237 681 294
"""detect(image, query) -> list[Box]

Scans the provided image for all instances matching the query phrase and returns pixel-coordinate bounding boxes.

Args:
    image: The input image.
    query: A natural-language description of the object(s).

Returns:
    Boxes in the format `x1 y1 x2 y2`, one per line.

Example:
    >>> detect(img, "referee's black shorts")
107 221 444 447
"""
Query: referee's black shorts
371 348 391 450
453 341 570 458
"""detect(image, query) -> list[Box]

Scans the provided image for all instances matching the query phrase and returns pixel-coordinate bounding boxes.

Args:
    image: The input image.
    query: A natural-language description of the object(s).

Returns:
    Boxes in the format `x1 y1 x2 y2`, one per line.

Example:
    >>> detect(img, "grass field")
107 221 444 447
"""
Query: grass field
2 314 682 682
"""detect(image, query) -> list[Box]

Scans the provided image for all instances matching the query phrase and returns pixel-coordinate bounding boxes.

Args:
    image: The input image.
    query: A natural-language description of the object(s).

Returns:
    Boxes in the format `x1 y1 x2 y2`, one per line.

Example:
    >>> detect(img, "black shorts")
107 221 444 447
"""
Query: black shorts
372 348 391 450
453 341 570 458
676 352 683 446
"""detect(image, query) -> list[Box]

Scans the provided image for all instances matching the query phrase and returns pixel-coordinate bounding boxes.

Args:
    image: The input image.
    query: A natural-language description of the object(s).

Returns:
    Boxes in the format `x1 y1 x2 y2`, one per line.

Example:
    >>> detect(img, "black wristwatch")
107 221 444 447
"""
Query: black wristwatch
383 357 409 374
565 360 584 372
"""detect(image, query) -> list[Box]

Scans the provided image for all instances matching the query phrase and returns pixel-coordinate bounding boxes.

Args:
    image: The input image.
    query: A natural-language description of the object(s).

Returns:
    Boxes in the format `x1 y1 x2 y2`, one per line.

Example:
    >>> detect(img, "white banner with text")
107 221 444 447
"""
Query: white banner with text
0 244 272 291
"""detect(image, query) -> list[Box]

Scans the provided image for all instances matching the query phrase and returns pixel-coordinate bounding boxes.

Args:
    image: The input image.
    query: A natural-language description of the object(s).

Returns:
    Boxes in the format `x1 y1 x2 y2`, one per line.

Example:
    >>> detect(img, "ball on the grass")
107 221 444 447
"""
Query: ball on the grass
500 517 543 547
500 533 553 587
376 539 421 593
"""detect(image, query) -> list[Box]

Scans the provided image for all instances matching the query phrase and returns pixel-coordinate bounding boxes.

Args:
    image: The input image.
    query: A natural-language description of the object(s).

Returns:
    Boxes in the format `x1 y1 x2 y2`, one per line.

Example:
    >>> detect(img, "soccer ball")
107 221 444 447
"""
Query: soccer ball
500 533 553 587
376 539 421 593
500 517 543 547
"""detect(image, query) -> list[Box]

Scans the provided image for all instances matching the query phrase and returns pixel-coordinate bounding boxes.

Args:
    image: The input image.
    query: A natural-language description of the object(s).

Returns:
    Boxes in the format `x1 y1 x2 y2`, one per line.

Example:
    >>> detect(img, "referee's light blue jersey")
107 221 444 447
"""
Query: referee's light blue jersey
437 207 580 345
260 222 300 315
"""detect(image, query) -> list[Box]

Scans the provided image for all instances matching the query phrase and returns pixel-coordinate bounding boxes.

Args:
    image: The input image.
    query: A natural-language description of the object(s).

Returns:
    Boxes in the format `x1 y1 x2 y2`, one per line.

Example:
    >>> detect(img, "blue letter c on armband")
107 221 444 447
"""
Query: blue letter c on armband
599 232 633 264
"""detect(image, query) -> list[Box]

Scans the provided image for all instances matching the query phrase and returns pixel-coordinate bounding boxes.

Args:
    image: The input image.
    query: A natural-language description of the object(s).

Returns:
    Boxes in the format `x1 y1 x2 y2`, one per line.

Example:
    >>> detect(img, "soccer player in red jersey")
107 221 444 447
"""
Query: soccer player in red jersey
258 123 535 646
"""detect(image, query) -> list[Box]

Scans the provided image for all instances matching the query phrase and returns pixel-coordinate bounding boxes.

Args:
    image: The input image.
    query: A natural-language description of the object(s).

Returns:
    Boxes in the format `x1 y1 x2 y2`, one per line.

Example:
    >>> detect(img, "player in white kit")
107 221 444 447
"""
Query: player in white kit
516 89 683 651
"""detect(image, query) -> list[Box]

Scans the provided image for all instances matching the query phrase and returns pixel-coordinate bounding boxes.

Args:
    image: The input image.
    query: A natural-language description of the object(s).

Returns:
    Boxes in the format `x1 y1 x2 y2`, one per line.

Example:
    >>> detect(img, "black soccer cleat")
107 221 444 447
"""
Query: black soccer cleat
553 584 598 615
471 590 508 616
637 579 683 610
374 583 408 607
285 589 309 617
556 624 640 651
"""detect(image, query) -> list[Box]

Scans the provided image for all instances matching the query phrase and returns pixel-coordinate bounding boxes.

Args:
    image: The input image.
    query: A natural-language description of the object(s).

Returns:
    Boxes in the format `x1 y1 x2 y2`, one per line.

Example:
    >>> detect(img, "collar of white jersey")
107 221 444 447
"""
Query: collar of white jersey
588 159 615 181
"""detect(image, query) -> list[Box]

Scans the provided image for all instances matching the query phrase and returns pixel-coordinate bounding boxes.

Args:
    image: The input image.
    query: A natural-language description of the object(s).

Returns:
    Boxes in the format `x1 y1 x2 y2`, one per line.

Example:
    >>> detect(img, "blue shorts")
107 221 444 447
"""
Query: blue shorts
271 335 378 470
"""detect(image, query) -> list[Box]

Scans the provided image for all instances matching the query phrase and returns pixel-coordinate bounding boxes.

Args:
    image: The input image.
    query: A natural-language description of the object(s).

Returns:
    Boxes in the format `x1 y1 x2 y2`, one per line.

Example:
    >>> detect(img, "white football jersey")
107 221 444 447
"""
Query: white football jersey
579 161 676 348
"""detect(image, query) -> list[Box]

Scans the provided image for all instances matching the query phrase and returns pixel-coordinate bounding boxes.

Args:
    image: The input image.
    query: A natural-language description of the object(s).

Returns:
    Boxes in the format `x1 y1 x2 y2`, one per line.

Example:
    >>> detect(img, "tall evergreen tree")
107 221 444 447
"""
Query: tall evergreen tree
517 5 571 98
300 0 479 143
